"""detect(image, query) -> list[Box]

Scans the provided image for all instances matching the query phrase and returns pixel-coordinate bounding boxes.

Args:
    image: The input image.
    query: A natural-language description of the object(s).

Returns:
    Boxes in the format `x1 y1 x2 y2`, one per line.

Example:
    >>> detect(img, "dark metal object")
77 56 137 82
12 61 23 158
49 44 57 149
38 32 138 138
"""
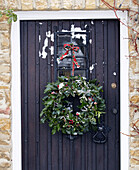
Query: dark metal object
54 29 89 78
113 108 118 114
93 124 111 144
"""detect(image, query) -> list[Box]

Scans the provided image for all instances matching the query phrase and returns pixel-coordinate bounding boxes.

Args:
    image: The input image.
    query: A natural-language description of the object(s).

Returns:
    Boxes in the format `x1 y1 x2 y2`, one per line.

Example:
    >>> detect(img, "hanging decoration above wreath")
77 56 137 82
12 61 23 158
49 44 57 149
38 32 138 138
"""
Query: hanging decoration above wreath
40 76 106 136
57 44 80 76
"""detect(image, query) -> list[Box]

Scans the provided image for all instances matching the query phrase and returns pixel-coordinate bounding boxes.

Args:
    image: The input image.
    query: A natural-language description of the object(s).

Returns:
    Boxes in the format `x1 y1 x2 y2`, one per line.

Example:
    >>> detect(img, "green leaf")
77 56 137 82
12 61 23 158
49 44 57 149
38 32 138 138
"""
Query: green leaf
13 14 17 22
7 17 12 24
45 99 54 105
52 128 56 135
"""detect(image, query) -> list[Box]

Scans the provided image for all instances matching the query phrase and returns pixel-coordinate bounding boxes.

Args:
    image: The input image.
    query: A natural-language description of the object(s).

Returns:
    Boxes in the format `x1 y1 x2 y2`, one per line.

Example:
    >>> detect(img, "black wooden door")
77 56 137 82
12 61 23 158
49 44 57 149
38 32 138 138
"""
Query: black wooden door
21 19 120 170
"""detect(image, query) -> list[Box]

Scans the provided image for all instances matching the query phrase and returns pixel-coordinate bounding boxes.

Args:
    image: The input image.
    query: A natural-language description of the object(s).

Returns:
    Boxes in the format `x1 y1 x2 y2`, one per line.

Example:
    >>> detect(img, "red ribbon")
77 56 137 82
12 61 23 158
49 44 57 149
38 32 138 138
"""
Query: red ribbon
57 44 80 76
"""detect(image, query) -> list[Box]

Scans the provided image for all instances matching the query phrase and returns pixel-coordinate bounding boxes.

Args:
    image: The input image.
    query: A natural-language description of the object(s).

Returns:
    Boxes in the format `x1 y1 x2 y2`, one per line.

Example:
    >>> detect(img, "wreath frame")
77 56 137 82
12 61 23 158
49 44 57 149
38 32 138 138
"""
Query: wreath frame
40 76 106 136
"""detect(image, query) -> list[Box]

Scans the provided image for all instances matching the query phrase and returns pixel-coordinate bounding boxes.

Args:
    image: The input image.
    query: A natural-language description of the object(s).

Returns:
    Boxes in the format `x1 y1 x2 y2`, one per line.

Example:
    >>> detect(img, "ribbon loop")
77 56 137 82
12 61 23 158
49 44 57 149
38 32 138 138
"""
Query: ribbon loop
57 44 80 76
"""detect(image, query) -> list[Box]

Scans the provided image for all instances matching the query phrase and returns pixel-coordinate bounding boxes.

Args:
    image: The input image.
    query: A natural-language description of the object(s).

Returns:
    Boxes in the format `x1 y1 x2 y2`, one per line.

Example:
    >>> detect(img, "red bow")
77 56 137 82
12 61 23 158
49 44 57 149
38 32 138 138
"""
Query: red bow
57 44 80 76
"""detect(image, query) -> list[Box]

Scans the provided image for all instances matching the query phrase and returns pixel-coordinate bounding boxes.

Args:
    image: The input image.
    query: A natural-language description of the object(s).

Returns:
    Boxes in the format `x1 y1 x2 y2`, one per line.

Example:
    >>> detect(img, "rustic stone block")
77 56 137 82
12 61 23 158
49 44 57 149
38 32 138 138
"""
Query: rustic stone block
130 57 136 71
0 0 6 9
0 152 10 161
50 0 61 9
130 150 139 157
0 118 11 131
0 140 9 145
130 95 139 104
74 0 85 9
0 145 11 153
129 79 135 92
130 0 139 8
100 0 114 9
0 15 8 22
0 159 11 168
1 33 10 49
7 0 17 9
129 166 139 170
130 158 139 165
35 0 48 10
0 56 10 64
117 0 130 8
21 0 33 10
0 23 10 31
0 131 10 141
85 0 96 9
0 65 10 74
63 0 73 9
0 86 9 89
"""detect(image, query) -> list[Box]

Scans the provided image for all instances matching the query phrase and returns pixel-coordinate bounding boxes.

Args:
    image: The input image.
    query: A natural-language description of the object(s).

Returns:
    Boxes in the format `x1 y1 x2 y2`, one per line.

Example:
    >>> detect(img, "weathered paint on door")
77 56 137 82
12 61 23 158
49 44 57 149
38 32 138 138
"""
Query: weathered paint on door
20 19 120 170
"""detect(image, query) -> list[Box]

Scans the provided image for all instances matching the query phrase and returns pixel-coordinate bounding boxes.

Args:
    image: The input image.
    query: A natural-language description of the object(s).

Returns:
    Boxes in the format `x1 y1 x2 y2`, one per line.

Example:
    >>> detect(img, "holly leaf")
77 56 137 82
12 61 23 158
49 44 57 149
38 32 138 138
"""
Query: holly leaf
52 128 56 135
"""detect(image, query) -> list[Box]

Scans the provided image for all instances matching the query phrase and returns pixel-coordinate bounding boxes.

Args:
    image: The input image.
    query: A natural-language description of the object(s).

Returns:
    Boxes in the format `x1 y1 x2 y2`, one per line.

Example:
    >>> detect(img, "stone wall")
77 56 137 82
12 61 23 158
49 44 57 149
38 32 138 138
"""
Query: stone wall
0 0 138 169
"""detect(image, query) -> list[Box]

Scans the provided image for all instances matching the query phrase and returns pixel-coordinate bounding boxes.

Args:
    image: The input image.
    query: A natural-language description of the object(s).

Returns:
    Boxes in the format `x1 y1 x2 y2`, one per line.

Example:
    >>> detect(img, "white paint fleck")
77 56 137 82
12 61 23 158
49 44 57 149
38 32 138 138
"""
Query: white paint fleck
113 72 117 76
89 39 92 44
89 63 97 73
41 37 48 58
39 22 43 25
39 51 42 57
90 64 94 71
49 46 54 55
91 21 94 25
62 29 69 32
57 58 60 64
39 35 41 42
85 24 88 28
51 33 54 42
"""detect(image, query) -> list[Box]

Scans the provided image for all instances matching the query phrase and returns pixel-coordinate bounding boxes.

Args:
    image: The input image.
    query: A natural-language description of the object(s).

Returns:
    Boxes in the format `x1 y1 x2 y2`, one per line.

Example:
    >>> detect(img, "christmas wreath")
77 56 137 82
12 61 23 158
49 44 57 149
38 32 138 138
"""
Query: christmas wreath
40 76 106 135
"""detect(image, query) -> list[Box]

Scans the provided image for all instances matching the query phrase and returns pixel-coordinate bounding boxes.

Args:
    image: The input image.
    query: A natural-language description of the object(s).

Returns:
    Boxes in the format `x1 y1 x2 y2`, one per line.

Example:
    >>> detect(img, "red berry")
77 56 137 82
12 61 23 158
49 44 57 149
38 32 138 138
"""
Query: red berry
76 112 79 116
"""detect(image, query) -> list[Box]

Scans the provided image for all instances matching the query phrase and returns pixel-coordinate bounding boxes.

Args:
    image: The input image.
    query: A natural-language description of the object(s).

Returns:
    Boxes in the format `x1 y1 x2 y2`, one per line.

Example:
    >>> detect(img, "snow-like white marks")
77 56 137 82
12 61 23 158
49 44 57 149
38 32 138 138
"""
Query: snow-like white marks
62 24 87 44
89 63 97 73
85 24 88 28
89 39 92 44
49 46 54 55
39 35 41 42
41 37 48 58
51 33 54 42
113 72 117 76
91 21 94 25
89 64 94 71
39 31 55 59
70 24 86 44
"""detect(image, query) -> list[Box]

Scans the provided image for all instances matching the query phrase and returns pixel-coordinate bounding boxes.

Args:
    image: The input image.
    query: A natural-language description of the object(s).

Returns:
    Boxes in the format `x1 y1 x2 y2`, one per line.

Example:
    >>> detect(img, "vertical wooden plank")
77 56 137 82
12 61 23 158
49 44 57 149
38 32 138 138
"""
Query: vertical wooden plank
95 20 104 170
62 20 70 170
27 21 36 170
73 20 82 170
57 20 64 170
107 20 116 170
21 21 26 170
51 20 59 170
115 20 120 170
103 20 108 170
91 19 97 170
84 19 92 170
47 20 52 170
35 21 40 170
39 21 48 170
